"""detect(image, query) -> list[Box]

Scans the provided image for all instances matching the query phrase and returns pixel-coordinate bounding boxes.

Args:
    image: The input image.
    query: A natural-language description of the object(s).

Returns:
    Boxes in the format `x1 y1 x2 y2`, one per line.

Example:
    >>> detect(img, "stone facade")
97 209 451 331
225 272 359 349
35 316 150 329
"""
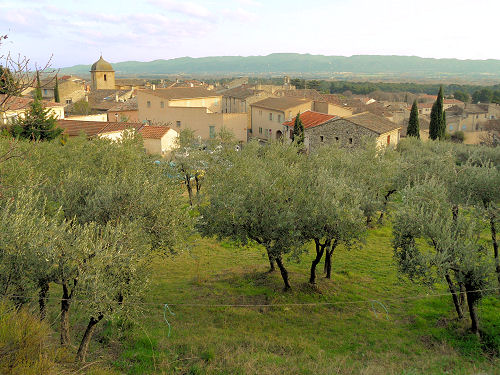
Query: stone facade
303 118 400 153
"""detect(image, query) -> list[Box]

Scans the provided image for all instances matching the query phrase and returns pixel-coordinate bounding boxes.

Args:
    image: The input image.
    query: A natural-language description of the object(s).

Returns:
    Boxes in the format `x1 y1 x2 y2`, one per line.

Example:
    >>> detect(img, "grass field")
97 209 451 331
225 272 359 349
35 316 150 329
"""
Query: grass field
58 224 499 375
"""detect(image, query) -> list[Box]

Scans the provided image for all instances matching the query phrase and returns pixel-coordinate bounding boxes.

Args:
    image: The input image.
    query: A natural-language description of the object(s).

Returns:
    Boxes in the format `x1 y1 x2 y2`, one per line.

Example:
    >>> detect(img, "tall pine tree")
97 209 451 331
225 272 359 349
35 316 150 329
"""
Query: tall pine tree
407 100 420 138
54 75 60 103
34 71 42 101
292 112 304 146
11 98 63 141
429 86 445 140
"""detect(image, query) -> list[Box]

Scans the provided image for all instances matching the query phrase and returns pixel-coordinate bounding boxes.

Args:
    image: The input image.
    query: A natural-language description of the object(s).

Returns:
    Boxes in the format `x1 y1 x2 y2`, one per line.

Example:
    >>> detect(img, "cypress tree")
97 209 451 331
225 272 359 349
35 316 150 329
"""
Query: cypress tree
407 100 420 138
292 112 304 146
34 71 42 101
429 86 445 140
54 75 60 103
440 110 447 139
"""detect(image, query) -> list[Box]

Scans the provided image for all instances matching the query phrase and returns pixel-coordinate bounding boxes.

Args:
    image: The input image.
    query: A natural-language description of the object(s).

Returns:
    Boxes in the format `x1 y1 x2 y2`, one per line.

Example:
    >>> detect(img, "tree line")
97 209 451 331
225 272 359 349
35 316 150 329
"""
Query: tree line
0 130 498 363
197 138 499 337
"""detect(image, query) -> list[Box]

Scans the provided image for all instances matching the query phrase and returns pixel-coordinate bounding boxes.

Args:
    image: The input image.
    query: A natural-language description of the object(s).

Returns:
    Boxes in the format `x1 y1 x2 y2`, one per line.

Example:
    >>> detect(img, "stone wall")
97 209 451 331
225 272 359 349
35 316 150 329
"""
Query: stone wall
305 118 379 152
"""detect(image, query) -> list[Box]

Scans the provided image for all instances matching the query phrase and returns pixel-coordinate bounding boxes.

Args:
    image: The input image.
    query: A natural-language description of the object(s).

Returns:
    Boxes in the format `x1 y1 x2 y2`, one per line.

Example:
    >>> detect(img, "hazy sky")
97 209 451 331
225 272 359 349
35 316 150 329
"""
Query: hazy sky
1 0 499 68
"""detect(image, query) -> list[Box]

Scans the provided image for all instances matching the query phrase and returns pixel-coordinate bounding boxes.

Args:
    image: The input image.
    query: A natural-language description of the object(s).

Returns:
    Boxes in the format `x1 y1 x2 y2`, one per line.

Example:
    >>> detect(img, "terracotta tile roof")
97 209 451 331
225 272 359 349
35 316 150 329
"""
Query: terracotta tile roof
464 104 489 114
282 110 337 129
138 125 171 139
251 97 312 111
107 97 138 112
56 120 140 137
419 99 464 109
141 87 219 100
0 95 64 111
100 122 142 133
343 112 401 135
222 85 264 99
275 89 346 107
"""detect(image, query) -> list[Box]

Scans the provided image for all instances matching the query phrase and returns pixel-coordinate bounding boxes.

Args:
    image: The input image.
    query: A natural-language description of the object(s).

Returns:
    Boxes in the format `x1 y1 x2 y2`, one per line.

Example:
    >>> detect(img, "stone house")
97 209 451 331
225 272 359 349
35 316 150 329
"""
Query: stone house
138 87 247 143
107 97 139 122
222 85 271 114
417 99 464 115
250 97 313 141
39 75 86 105
1 95 65 125
56 120 178 155
283 111 401 152
275 89 354 117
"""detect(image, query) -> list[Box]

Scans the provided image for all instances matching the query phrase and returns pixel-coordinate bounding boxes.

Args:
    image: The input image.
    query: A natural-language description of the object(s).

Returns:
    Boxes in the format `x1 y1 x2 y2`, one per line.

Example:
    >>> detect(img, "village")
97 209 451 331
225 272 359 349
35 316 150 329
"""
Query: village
3 55 499 156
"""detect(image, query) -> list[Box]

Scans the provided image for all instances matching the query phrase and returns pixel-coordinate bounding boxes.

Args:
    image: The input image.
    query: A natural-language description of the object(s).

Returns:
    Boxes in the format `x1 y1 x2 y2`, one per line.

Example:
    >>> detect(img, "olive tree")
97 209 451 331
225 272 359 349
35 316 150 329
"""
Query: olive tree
74 221 150 362
198 141 305 290
0 189 66 318
393 179 494 334
300 148 366 283
454 149 500 288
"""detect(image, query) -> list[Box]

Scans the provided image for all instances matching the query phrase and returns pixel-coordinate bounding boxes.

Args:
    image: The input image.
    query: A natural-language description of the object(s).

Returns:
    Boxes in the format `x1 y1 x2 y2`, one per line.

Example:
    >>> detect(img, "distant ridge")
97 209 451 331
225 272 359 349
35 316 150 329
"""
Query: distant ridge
59 53 500 79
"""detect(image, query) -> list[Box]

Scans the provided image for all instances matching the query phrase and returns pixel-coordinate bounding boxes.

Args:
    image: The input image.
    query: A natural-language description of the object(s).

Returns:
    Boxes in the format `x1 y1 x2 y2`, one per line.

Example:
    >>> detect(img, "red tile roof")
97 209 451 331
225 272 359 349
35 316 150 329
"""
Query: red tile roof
138 125 171 139
282 110 337 129
56 120 141 137
0 95 64 111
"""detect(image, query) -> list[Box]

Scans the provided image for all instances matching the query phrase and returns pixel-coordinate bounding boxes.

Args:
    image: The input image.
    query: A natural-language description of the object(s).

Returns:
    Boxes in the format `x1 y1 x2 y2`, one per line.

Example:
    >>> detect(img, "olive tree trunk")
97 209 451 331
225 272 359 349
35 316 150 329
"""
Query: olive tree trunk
60 282 74 346
76 314 104 362
489 215 500 289
464 282 481 336
324 239 339 279
38 278 50 320
310 239 328 284
445 272 464 319
275 256 290 290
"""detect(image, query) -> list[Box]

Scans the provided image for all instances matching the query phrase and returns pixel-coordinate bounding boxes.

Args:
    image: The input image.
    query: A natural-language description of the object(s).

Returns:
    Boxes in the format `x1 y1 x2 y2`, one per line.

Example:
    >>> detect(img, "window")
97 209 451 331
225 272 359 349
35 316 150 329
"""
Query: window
66 99 72 104
269 113 273 121
335 136 339 141
349 138 353 144
278 114 282 123
259 110 262 116
387 135 391 145
449 125 454 130
104 74 107 81
43 89 48 95
259 127 263 134
176 121 181 127
290 129 293 138
161 101 165 108
462 125 466 130
209 125 216 139
268 129 272 137
147 101 151 108
320 135 324 142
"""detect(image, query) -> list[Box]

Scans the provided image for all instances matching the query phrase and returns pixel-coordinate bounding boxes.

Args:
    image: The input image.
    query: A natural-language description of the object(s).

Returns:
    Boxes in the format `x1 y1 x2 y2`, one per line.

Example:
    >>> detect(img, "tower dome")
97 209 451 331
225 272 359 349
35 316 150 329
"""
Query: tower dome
91 56 114 72
90 55 115 90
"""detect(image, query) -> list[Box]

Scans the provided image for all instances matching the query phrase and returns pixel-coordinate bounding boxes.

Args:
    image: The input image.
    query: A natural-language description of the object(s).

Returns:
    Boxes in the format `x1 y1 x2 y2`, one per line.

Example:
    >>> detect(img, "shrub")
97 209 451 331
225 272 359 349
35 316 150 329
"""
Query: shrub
0 300 58 375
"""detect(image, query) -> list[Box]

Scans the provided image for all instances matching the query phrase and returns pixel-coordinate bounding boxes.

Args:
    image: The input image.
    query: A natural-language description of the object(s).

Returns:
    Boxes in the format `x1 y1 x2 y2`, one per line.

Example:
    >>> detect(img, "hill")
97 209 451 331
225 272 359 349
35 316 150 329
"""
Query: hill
59 53 500 80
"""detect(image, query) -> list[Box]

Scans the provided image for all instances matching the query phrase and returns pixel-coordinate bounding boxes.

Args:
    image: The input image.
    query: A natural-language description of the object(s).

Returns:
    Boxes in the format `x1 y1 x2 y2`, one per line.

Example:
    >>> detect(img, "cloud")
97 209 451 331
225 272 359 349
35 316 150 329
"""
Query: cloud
222 8 257 23
147 0 212 19
236 0 261 6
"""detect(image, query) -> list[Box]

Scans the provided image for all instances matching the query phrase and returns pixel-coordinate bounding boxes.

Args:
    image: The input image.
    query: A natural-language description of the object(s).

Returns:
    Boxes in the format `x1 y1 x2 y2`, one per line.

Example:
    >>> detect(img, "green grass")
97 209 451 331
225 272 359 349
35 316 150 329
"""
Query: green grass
53 225 500 374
